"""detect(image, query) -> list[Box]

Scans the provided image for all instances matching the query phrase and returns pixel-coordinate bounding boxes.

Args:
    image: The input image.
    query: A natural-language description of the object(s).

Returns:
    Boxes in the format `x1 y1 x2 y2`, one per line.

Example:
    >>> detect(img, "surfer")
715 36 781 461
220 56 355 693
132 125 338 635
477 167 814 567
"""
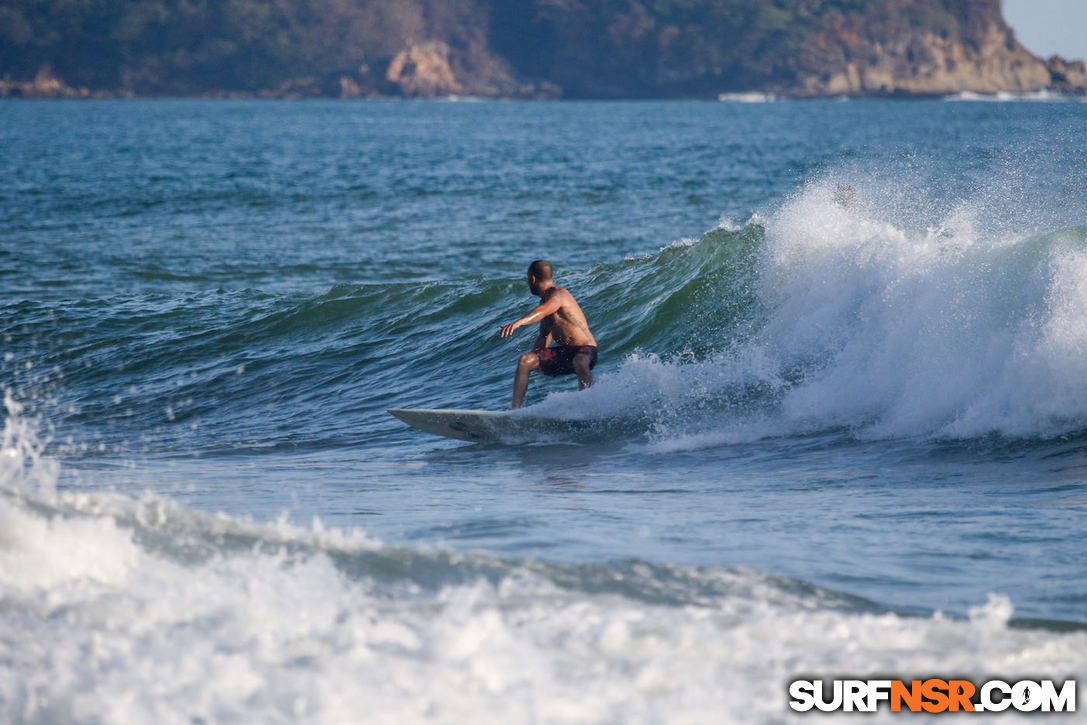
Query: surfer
499 260 598 408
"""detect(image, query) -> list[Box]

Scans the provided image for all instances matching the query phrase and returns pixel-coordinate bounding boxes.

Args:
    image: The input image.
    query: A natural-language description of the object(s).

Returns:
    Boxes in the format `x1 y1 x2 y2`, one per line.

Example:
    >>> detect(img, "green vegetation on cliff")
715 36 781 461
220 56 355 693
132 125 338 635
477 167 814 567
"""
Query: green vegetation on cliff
1 0 1079 98
492 0 875 97
0 0 499 95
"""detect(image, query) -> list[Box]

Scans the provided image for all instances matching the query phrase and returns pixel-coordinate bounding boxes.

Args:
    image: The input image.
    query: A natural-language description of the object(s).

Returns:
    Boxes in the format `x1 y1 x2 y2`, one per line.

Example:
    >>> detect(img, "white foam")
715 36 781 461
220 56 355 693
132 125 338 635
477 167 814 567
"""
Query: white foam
2 486 1084 724
944 90 1071 102
717 92 777 103
756 183 1087 438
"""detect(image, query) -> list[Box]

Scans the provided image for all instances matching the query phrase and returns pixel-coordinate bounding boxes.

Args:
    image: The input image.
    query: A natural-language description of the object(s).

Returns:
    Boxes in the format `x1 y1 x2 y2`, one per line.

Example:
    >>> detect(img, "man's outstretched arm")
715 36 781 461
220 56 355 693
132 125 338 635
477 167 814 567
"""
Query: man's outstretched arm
499 294 562 338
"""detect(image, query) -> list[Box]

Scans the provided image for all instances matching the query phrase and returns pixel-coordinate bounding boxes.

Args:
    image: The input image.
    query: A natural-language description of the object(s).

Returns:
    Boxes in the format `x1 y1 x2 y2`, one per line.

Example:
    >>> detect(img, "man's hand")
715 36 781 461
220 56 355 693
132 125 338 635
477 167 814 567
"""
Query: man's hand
499 321 520 338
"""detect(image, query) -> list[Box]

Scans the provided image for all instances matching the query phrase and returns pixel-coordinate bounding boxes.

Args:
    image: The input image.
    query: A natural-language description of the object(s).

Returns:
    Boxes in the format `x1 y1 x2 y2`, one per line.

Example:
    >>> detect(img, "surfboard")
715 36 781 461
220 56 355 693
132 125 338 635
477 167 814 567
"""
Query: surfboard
389 407 606 443
388 408 508 442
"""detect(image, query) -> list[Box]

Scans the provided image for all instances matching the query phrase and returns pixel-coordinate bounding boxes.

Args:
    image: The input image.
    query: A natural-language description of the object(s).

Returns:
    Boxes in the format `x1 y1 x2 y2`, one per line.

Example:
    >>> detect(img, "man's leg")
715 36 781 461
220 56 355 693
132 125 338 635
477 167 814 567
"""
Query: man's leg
573 352 594 391
513 352 540 408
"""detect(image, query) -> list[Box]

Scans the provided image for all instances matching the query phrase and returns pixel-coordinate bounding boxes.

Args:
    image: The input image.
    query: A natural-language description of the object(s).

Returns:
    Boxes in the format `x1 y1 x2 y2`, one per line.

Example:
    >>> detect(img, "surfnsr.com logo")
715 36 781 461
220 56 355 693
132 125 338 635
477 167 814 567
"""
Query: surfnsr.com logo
788 679 1077 713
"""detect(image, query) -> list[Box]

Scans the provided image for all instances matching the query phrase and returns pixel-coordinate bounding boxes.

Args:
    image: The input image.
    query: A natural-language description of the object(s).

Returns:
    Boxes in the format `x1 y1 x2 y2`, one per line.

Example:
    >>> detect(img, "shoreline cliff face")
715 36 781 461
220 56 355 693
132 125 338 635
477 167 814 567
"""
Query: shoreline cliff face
0 0 1083 99
790 0 1053 96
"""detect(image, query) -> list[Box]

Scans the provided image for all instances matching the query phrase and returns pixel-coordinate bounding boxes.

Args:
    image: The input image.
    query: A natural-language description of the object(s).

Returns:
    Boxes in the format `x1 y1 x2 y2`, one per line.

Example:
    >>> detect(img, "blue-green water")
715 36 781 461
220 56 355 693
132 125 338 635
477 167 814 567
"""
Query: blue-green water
2 98 1086 723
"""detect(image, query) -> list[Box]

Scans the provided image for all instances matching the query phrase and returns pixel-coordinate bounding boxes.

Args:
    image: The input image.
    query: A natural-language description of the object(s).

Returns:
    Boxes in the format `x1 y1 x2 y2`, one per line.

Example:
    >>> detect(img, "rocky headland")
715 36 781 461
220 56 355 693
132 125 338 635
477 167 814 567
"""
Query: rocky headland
1 0 1083 99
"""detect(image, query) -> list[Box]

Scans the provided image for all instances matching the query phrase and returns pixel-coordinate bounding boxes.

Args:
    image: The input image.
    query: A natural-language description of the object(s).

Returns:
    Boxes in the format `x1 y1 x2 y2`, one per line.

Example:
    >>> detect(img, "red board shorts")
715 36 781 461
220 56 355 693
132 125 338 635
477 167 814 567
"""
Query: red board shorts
536 345 598 377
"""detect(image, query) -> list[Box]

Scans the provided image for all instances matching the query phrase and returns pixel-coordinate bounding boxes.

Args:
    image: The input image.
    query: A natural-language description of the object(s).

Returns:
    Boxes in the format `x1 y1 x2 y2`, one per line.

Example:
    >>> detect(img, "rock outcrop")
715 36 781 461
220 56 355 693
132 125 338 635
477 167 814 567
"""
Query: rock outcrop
386 42 464 96
792 0 1057 96
0 65 97 98
1046 55 1087 95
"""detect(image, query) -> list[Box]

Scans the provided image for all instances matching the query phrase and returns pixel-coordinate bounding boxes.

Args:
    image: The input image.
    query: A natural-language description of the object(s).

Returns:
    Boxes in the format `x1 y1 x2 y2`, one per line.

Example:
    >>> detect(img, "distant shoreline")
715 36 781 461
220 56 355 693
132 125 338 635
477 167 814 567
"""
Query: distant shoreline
4 1 1086 103
4 90 1084 102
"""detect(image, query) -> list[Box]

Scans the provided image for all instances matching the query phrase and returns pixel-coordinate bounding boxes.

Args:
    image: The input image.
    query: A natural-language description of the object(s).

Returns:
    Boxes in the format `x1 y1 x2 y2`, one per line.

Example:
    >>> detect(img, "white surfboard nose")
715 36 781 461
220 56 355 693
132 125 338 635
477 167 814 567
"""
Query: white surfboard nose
388 408 503 442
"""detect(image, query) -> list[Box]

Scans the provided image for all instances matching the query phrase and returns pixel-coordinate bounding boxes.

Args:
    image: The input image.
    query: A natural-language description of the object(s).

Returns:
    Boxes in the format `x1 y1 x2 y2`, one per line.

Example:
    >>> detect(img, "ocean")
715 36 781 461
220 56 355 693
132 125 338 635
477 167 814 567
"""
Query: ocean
2 97 1086 723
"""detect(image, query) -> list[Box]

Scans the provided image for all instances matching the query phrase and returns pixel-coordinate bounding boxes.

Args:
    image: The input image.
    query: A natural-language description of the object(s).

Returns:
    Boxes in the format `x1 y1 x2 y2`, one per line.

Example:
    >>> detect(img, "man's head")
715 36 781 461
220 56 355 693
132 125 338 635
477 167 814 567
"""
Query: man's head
527 260 553 295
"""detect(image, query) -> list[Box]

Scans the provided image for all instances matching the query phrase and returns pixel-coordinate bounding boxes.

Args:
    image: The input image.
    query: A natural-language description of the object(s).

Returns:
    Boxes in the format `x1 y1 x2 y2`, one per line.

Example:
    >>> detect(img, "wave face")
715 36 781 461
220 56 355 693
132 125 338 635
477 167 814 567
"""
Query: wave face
10 191 1087 455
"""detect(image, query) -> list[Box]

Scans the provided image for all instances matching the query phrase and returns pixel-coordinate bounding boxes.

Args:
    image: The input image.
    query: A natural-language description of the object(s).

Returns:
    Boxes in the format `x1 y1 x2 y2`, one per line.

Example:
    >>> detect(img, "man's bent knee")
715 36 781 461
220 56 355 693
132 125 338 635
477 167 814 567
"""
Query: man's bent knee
519 352 540 369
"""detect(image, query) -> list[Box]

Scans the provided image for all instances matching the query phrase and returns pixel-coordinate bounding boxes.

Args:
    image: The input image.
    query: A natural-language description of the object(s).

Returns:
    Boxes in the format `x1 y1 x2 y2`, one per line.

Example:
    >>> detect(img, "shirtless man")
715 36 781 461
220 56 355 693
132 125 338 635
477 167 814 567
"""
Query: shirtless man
499 260 598 408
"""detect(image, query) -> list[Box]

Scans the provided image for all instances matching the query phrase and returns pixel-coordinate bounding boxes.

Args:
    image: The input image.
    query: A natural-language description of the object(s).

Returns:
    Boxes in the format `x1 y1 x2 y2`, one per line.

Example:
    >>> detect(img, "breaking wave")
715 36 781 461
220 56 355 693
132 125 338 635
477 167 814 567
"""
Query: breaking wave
530 179 1087 445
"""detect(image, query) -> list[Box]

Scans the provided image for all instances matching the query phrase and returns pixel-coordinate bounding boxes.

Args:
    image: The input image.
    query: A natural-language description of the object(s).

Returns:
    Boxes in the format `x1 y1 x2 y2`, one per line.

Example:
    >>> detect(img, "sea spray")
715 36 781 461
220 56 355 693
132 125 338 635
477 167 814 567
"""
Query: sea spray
755 181 1087 439
1 391 58 497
